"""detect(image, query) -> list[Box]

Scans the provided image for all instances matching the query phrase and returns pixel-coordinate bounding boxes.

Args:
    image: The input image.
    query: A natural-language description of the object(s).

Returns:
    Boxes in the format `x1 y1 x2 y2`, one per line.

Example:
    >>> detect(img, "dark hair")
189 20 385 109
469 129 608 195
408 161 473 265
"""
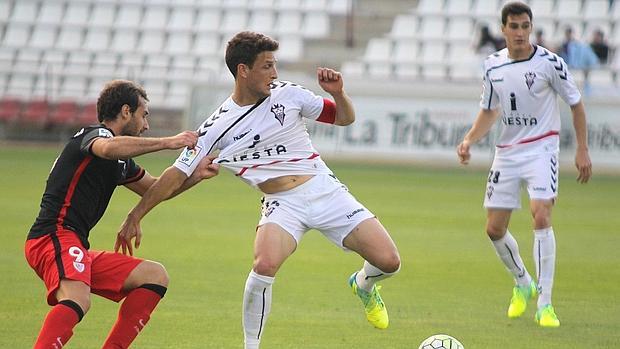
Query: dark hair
501 1 533 26
225 31 279 78
96 80 148 122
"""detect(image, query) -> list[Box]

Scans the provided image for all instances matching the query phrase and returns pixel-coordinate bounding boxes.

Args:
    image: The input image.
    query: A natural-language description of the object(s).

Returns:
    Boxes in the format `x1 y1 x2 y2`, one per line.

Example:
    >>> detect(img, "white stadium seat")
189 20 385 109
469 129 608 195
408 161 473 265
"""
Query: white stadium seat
389 15 418 39
583 0 610 21
29 26 57 49
445 0 472 17
38 2 65 25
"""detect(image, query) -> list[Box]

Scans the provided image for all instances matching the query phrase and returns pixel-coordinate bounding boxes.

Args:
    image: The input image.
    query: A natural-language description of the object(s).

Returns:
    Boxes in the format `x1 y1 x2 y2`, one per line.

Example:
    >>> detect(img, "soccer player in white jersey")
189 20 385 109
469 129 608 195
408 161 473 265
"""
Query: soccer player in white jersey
457 2 592 328
115 31 401 347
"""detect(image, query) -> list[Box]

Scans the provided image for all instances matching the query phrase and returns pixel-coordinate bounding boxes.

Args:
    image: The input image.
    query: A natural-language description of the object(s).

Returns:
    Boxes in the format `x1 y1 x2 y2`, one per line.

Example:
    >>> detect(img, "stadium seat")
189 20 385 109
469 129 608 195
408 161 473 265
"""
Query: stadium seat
445 0 472 17
20 99 50 127
56 27 84 50
303 13 329 38
92 52 119 78
49 100 79 126
143 7 170 30
111 30 139 53
115 4 142 29
447 18 474 42
221 11 249 35
64 2 90 26
84 29 112 52
416 0 445 17
30 26 57 49
472 0 499 22
7 73 35 98
168 7 195 31
38 2 64 25
11 2 38 23
554 0 582 21
583 0 610 21
196 8 221 32
3 24 31 48
418 17 446 41
90 3 116 27
529 0 555 20
166 32 193 55
74 102 98 126
389 15 418 39
0 97 22 123
274 11 302 36
248 10 276 34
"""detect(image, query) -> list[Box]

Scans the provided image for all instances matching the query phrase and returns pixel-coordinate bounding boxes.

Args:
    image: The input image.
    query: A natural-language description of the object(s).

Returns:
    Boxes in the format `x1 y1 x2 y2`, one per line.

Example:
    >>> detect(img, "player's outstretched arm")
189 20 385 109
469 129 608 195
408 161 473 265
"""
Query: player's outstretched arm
115 156 220 255
317 67 355 126
457 108 499 165
91 131 198 160
570 101 592 183
115 166 188 255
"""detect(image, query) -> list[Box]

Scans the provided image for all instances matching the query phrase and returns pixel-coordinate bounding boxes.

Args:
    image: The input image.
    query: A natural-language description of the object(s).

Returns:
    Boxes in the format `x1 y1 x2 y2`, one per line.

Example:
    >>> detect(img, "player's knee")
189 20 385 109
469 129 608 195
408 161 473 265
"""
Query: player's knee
532 211 551 229
139 261 169 287
379 254 401 274
253 258 279 277
486 225 506 240
149 262 170 287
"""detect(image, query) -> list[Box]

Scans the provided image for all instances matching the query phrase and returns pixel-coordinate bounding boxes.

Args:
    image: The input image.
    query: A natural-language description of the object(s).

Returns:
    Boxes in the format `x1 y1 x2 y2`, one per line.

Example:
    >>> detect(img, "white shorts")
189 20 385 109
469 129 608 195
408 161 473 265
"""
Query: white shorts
483 152 559 209
258 174 375 250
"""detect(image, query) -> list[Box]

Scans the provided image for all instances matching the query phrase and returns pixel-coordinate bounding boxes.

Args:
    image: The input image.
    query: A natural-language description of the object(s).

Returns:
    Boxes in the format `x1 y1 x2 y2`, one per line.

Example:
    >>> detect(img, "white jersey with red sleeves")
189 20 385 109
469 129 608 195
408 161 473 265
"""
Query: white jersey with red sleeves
480 45 581 157
173 80 333 187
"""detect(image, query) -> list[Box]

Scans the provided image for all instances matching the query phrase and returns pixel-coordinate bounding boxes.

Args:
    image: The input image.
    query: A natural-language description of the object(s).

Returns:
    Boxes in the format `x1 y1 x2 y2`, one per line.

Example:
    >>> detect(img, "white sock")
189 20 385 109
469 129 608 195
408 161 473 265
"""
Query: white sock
491 231 532 287
355 261 399 292
243 271 274 349
534 227 556 308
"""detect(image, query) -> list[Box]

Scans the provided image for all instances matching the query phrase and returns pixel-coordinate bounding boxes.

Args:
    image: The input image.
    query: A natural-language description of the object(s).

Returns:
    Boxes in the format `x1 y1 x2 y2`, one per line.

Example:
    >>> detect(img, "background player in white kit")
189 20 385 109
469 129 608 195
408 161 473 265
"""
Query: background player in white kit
116 31 401 347
457 2 592 328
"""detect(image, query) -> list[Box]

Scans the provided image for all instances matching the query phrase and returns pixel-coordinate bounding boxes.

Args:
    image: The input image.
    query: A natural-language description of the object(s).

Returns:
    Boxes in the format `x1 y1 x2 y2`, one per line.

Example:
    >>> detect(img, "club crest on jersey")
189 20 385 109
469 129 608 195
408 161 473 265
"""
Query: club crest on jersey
271 104 286 126
525 71 536 90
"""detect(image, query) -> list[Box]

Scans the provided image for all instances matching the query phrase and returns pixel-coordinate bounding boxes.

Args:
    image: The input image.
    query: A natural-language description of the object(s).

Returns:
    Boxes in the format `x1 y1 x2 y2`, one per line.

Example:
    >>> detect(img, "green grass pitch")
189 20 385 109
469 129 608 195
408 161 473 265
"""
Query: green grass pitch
1 145 619 348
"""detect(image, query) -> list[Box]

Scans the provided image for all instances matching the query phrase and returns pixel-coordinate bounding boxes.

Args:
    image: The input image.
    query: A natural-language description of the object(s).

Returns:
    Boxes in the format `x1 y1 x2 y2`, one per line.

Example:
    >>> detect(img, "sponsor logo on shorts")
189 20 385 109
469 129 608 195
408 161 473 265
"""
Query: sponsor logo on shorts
532 186 547 192
346 208 365 219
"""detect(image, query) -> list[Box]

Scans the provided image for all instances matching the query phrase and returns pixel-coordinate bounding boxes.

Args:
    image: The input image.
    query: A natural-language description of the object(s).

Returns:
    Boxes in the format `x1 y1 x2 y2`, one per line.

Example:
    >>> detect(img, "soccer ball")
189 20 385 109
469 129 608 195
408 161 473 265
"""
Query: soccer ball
418 334 464 349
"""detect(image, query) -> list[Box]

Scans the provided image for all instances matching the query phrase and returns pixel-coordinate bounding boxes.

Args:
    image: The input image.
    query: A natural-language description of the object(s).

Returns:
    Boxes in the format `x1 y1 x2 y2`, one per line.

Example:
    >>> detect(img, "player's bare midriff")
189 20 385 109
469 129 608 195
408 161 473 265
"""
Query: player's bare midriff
258 174 314 194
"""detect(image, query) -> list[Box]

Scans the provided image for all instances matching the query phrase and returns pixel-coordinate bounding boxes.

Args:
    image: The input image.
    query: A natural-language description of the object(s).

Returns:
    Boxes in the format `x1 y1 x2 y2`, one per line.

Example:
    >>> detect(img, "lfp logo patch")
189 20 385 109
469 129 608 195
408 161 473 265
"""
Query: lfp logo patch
179 145 202 167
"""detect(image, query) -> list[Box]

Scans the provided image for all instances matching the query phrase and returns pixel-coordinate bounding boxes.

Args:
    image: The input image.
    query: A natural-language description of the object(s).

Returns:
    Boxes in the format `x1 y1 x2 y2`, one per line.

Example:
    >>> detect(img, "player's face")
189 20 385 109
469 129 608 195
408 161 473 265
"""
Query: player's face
123 97 149 136
247 51 278 98
502 13 532 54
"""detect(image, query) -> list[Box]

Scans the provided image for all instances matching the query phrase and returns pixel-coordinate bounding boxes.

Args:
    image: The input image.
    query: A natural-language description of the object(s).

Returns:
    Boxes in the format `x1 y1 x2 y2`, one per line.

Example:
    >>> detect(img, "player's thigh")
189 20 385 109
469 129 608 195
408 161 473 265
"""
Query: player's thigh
483 159 522 210
253 223 298 276
524 152 559 201
89 250 143 302
342 218 400 272
25 230 92 306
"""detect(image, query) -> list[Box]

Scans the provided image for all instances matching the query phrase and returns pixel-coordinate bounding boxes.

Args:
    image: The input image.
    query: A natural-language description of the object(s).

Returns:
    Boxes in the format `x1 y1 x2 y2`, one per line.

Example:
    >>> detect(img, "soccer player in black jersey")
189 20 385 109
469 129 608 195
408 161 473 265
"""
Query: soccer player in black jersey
25 80 218 348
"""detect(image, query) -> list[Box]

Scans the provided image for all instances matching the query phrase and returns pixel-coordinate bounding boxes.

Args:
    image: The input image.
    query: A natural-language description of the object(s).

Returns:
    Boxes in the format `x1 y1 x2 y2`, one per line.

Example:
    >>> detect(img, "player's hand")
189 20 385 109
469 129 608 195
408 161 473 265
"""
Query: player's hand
193 155 220 180
457 140 471 165
317 67 344 95
166 131 198 150
115 213 142 256
575 147 592 183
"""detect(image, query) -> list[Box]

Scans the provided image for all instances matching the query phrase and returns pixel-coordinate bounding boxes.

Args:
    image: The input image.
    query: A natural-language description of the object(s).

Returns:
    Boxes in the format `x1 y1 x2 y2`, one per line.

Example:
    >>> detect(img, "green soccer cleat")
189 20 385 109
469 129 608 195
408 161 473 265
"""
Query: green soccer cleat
348 272 389 329
535 304 560 328
507 280 538 318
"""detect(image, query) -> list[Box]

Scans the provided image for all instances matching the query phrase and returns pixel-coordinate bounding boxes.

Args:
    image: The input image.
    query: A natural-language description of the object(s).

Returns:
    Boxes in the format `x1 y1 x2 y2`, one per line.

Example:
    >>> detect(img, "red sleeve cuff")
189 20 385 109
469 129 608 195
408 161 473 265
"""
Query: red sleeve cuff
316 98 336 124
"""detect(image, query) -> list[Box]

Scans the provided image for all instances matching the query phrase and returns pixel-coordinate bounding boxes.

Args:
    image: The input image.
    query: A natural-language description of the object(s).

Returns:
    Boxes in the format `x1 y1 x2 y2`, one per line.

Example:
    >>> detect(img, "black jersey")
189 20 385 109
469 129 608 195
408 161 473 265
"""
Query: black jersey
28 125 145 249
